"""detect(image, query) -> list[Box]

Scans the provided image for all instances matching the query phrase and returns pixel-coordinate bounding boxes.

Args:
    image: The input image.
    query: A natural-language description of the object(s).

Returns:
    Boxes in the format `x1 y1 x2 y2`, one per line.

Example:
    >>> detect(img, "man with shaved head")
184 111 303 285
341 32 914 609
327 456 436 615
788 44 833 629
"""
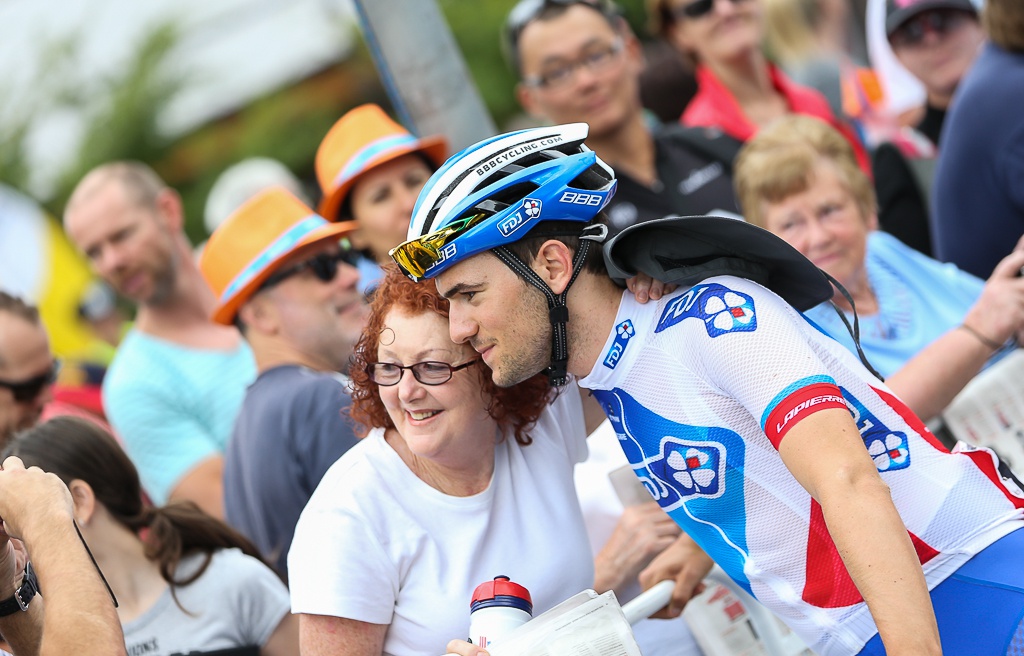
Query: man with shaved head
64 162 256 519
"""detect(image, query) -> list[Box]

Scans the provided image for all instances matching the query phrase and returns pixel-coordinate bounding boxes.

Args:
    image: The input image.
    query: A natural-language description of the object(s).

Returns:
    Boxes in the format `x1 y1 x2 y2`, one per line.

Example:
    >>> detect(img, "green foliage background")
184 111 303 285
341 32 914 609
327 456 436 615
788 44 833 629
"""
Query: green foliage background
0 0 651 244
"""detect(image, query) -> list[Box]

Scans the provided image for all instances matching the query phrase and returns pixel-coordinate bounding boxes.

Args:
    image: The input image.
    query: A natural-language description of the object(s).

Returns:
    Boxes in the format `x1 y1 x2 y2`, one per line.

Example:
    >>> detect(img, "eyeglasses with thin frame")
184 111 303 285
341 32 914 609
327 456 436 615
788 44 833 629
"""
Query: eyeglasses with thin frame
260 249 358 292
366 359 481 387
0 360 60 403
889 9 971 49
669 0 745 21
522 38 625 89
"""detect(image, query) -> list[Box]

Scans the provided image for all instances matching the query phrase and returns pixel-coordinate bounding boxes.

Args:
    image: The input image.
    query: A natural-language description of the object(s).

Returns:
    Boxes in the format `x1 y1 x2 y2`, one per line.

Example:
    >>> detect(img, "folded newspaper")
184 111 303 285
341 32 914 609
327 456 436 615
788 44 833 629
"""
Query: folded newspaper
486 589 643 656
941 349 1024 475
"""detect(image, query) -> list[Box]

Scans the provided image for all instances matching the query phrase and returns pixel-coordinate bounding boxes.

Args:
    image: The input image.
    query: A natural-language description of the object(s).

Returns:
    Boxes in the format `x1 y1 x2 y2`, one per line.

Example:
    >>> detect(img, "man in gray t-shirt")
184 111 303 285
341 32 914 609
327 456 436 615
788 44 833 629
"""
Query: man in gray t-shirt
198 188 368 580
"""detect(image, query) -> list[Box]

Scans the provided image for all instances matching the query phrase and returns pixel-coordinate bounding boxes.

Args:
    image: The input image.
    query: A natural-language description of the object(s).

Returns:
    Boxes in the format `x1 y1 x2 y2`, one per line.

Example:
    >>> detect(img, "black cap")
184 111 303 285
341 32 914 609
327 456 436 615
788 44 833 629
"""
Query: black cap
885 0 977 36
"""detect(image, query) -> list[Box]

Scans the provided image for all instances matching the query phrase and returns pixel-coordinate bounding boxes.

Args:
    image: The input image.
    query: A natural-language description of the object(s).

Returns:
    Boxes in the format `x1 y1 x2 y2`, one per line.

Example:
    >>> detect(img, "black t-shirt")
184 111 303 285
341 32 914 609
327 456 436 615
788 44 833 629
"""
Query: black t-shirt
873 103 946 257
604 124 743 234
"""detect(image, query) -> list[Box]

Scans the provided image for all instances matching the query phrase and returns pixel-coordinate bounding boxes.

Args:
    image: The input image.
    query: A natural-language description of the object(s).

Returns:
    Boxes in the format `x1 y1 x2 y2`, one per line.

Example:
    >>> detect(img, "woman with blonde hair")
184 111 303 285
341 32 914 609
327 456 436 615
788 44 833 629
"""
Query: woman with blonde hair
734 114 1024 421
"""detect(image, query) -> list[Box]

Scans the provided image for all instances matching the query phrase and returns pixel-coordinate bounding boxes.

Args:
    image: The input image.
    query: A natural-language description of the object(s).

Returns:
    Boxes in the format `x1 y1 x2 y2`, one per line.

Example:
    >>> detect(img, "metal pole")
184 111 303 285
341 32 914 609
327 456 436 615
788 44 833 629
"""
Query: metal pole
352 0 497 152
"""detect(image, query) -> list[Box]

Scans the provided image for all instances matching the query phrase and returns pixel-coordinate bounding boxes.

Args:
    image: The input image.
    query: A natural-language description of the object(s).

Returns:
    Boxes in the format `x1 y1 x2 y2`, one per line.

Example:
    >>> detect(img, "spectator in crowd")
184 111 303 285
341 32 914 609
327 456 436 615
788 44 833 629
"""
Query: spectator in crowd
288 265 611 656
315 104 447 293
397 123 1024 656
0 293 56 448
63 162 257 518
650 0 871 172
0 454 127 656
506 0 741 236
198 188 366 580
932 0 1024 279
872 0 983 257
734 115 1024 422
5 416 297 656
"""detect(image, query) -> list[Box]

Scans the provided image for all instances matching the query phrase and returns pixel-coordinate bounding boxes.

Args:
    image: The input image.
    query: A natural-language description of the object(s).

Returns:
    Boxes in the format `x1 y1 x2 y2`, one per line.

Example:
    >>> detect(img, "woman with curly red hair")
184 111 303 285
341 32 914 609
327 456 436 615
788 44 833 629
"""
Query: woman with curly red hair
288 264 601 656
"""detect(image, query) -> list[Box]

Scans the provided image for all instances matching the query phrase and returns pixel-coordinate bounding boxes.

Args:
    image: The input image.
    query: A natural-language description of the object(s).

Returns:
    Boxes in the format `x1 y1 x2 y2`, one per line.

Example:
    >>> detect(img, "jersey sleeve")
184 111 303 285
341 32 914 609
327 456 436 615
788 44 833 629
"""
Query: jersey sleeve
685 279 850 449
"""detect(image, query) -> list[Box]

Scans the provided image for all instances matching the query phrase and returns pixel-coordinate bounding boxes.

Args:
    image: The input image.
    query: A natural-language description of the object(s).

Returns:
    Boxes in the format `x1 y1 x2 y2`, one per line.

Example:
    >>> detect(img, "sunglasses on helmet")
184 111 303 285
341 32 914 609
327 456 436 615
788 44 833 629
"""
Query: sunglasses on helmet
0 360 60 403
389 213 491 282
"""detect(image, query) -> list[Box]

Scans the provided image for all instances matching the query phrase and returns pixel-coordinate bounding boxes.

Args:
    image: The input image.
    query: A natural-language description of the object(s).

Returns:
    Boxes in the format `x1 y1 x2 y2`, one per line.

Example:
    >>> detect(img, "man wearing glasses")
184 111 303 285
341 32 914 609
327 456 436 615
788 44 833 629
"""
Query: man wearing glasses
199 188 367 581
0 293 57 448
63 163 257 520
506 0 741 241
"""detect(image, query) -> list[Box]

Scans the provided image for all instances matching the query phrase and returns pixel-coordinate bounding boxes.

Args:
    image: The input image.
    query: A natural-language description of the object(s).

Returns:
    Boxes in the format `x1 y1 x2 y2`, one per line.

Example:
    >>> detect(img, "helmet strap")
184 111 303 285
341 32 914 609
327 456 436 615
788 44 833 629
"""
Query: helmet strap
492 236 594 387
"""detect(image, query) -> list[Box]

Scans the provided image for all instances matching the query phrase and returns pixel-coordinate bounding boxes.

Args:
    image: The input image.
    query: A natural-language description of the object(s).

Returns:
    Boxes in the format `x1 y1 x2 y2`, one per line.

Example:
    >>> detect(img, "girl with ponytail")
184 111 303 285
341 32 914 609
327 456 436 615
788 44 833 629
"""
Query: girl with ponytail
4 416 298 656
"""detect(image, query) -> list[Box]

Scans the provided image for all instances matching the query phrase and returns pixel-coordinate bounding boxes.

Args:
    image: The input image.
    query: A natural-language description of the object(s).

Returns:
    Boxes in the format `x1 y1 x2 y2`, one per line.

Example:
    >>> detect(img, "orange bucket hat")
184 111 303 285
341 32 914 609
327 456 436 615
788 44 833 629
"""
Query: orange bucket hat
315 104 448 222
199 187 358 325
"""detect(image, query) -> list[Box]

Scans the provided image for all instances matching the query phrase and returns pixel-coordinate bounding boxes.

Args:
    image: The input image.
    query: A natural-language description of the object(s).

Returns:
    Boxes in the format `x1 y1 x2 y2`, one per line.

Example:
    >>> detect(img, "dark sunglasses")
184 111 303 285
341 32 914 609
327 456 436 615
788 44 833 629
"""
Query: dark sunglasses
260 250 357 291
670 0 745 20
366 359 480 387
890 9 971 48
0 360 60 403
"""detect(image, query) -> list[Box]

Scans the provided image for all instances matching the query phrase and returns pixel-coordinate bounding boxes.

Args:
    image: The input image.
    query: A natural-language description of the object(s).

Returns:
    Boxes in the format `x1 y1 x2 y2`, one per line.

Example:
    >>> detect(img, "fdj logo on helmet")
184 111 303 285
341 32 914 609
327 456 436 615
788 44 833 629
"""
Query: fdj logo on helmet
497 198 542 238
559 191 604 207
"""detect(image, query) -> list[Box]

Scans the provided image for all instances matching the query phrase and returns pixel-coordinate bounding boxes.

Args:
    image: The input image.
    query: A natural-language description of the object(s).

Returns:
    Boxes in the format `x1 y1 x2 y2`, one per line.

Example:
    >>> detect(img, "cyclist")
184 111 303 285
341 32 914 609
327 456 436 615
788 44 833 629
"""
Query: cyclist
392 123 1024 656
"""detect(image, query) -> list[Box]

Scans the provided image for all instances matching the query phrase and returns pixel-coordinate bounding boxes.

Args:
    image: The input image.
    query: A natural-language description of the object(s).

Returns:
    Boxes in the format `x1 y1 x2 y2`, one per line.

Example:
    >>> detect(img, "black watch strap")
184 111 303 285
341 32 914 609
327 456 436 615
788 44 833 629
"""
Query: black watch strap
0 562 38 617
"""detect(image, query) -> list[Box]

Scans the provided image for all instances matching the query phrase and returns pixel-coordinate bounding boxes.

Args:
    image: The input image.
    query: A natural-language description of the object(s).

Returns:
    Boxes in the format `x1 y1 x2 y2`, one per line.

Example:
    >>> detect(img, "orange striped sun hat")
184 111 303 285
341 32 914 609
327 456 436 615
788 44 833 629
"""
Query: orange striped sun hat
315 104 448 222
199 187 357 325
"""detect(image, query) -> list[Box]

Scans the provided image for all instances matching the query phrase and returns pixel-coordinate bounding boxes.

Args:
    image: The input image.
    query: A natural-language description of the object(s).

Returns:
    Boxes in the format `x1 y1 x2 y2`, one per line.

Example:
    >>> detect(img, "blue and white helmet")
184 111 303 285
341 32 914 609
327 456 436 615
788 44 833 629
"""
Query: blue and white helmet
392 123 616 283
390 123 617 387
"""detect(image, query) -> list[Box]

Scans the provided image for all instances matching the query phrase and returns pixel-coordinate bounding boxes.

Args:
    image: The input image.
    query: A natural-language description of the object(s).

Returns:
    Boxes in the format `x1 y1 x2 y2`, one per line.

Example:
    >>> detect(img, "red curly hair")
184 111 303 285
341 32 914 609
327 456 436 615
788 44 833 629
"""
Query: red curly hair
349 263 554 445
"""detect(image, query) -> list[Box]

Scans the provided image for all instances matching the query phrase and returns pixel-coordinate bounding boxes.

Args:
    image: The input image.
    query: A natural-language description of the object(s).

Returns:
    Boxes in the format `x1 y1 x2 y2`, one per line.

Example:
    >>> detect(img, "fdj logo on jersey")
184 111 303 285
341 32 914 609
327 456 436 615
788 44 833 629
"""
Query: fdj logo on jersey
497 198 542 238
841 387 911 472
603 319 635 369
649 437 727 502
656 283 756 337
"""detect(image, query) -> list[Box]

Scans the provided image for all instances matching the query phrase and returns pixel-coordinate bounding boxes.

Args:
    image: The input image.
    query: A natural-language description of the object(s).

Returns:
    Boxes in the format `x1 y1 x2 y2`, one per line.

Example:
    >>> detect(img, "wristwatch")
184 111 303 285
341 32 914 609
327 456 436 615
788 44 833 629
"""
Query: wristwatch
0 562 38 617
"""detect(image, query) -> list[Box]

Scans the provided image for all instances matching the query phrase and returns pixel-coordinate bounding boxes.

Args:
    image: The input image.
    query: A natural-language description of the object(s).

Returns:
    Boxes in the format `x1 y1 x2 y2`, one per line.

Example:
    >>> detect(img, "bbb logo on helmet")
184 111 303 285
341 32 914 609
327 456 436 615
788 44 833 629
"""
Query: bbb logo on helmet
559 191 605 207
497 198 542 238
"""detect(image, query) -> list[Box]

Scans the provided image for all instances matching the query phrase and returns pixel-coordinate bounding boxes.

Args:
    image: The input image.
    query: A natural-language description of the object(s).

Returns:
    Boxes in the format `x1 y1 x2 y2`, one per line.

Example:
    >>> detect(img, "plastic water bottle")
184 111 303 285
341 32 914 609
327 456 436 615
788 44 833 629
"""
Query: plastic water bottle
468 575 533 649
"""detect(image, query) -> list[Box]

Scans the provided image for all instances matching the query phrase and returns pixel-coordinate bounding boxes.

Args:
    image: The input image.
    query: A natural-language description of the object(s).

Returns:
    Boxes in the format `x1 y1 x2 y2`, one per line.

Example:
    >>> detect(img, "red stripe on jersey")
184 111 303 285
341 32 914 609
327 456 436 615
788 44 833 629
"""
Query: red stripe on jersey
870 386 947 452
958 448 1024 509
765 383 848 449
802 501 940 608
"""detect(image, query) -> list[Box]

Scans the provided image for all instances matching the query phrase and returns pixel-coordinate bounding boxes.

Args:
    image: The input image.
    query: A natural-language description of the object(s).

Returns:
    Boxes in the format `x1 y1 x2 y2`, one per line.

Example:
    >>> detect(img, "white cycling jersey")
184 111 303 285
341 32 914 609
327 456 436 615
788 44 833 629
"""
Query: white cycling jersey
579 275 1024 656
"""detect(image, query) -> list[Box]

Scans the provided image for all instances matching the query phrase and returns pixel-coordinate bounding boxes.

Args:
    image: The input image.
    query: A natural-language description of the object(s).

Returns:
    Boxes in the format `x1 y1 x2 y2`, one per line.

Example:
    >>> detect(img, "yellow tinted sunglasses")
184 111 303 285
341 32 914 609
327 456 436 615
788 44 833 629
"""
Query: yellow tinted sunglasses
390 213 489 281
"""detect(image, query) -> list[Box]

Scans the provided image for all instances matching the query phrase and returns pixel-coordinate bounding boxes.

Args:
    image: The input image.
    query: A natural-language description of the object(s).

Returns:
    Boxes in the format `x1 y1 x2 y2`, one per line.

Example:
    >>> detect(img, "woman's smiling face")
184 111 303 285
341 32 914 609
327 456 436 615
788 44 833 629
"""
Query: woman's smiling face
376 308 493 464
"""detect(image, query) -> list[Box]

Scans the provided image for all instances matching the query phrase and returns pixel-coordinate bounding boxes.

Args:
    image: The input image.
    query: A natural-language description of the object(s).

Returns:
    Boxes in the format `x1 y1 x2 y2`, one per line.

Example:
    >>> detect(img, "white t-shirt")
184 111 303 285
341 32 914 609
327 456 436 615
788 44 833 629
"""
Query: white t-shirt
122 548 290 655
289 388 593 656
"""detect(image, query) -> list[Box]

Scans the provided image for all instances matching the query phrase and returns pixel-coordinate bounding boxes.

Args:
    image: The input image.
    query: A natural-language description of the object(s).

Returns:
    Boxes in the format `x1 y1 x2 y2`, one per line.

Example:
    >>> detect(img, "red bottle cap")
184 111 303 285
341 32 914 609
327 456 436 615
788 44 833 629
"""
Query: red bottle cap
470 575 533 609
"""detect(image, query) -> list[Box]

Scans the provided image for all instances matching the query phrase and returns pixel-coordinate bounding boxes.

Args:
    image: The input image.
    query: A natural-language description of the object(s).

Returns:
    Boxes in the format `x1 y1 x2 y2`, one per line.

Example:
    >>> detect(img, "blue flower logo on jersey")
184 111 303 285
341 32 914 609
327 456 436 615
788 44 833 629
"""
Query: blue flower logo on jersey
649 437 726 500
603 319 635 369
703 290 756 336
867 433 909 471
655 283 756 337
841 387 911 473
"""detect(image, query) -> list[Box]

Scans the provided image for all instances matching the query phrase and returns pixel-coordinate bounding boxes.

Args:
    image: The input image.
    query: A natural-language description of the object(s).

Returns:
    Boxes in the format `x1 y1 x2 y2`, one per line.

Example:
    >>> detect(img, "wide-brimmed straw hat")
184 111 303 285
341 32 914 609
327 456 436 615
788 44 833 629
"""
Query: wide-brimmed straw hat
199 187 357 325
315 104 448 222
